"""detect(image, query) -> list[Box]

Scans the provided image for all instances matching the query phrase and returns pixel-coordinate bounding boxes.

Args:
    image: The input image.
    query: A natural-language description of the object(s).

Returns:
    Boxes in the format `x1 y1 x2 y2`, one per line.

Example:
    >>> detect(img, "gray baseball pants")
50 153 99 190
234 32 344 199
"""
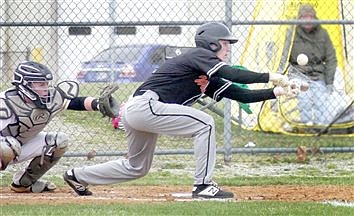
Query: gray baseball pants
74 90 216 186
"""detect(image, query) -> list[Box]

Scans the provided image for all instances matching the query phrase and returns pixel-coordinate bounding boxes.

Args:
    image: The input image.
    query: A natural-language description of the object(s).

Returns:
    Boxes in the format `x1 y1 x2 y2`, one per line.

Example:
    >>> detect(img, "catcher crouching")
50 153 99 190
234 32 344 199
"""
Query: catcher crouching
0 61 119 193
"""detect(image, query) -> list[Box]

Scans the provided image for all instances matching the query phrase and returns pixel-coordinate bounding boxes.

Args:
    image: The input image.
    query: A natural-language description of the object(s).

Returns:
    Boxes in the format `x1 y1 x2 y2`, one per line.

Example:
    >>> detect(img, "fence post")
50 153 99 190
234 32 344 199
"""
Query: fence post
223 0 233 164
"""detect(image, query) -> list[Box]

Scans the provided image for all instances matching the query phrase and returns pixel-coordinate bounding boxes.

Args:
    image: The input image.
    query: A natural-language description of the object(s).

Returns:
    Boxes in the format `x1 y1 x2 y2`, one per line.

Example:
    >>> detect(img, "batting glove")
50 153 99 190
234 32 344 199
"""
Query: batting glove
269 73 290 87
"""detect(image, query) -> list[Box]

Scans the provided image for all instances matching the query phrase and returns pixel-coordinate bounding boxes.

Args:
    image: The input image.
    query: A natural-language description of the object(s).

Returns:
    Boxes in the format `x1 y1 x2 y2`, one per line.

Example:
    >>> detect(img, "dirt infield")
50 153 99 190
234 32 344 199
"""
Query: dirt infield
1 185 354 204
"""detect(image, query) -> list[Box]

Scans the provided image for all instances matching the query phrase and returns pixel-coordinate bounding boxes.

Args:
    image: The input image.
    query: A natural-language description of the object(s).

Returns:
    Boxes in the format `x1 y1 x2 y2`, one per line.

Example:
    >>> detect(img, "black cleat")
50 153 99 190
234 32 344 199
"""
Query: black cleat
63 169 92 196
10 180 56 193
192 182 234 199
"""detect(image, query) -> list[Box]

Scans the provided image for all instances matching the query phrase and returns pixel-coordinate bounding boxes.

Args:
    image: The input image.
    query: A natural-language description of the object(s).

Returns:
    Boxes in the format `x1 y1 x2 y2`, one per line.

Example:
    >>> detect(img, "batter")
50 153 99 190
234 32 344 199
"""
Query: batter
64 22 294 199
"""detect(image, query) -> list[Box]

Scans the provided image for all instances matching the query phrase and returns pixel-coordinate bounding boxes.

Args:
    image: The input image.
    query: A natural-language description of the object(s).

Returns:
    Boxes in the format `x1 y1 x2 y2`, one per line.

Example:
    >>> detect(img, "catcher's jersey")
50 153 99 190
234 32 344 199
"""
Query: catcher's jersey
133 48 226 105
0 84 72 145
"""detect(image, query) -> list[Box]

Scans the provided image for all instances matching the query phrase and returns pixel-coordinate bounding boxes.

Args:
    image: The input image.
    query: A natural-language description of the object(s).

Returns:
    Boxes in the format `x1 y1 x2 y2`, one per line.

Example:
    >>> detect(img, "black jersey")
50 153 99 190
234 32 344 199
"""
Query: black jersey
133 47 274 105
134 48 227 105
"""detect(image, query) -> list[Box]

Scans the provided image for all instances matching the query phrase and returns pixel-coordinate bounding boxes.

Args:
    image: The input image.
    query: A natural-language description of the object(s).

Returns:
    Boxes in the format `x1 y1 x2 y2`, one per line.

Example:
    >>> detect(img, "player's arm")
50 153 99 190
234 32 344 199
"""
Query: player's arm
214 65 289 87
63 84 119 118
66 97 99 111
214 65 270 84
190 50 269 84
204 77 276 103
57 81 119 117
218 85 275 103
191 49 286 86
56 80 98 111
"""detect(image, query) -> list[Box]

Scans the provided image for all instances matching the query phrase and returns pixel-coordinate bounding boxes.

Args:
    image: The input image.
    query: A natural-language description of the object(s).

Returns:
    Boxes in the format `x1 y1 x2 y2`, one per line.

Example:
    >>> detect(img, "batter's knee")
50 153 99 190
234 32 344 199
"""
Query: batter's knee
204 115 215 128
198 115 215 135
128 162 151 179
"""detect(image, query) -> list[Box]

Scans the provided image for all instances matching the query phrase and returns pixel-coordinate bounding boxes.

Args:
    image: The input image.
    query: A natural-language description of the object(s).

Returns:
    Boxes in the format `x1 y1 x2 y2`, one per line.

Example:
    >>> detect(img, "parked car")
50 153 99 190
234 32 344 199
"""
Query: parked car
76 44 167 83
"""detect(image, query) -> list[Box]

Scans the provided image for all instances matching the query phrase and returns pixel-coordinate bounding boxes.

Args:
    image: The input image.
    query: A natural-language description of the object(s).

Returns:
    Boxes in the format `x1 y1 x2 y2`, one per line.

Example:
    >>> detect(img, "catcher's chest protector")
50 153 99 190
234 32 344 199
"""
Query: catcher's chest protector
1 88 65 144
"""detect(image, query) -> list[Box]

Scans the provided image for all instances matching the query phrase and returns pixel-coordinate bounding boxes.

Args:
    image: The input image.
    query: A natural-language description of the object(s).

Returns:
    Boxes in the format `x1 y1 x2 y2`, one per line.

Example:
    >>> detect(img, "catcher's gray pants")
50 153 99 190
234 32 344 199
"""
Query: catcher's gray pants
75 90 216 186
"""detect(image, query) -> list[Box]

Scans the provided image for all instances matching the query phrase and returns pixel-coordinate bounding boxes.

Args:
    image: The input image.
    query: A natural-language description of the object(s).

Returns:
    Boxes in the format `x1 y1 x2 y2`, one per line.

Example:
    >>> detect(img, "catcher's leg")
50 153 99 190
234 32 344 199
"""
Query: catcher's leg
0 136 21 171
11 132 68 193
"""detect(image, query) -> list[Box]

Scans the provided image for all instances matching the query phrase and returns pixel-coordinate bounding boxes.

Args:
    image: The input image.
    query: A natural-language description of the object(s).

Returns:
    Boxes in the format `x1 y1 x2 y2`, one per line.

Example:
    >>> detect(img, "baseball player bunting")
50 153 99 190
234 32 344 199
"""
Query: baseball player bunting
64 22 296 199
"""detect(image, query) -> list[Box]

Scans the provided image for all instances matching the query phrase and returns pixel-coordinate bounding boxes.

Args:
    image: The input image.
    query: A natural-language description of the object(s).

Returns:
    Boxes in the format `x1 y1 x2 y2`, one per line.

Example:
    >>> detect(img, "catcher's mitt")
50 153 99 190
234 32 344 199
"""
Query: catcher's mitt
98 84 120 118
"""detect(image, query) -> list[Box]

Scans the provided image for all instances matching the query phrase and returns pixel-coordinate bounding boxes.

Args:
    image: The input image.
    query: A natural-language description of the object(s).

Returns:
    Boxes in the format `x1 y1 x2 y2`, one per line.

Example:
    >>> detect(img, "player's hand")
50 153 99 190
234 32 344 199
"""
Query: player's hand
194 75 209 93
269 73 290 87
273 86 300 98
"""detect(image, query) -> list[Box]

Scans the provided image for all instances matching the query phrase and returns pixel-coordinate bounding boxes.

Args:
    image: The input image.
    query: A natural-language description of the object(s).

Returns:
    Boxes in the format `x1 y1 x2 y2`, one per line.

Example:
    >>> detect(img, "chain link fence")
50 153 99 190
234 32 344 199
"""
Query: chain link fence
1 0 353 164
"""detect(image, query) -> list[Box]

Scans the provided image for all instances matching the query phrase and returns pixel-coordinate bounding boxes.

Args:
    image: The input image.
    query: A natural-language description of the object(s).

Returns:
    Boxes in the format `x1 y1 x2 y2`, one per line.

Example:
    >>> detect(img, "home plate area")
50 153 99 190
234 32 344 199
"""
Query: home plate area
0 185 353 205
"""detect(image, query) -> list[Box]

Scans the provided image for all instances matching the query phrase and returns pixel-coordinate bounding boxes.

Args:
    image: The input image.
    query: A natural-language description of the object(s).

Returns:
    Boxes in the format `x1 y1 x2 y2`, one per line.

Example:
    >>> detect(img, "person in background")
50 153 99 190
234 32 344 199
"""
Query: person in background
289 3 337 125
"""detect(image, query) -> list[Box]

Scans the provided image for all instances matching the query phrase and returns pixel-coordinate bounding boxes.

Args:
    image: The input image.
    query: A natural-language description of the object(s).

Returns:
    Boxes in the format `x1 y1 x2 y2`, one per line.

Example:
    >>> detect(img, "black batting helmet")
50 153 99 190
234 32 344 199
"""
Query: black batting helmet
195 22 238 52
12 61 54 109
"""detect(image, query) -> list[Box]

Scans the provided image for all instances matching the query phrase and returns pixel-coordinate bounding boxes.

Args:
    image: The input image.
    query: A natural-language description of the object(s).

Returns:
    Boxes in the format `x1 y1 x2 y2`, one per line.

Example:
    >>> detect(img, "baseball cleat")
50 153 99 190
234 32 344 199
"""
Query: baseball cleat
10 180 56 193
63 169 92 196
10 183 31 193
192 182 234 199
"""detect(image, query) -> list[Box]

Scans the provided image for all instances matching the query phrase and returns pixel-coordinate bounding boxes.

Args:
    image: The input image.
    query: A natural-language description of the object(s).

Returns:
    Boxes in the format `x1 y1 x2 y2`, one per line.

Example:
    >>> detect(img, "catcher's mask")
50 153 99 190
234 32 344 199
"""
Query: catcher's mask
12 61 54 109
195 22 238 52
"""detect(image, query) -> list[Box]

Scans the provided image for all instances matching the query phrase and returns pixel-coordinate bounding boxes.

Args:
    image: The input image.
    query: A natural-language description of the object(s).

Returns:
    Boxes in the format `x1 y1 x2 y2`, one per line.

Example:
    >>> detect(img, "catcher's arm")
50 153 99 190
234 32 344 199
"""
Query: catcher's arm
66 84 120 118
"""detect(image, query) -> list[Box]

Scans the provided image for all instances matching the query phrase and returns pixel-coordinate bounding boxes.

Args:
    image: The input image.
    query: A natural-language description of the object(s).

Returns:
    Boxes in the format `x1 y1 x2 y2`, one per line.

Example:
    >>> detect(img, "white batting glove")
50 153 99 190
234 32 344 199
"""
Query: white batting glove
289 78 310 92
269 73 290 87
273 86 300 98
287 85 301 97
273 86 286 97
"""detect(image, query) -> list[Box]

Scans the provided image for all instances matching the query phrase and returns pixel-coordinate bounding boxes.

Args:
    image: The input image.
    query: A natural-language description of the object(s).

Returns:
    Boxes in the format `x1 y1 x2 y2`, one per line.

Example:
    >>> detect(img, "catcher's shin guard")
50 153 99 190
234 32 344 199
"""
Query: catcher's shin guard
12 132 68 192
0 136 21 171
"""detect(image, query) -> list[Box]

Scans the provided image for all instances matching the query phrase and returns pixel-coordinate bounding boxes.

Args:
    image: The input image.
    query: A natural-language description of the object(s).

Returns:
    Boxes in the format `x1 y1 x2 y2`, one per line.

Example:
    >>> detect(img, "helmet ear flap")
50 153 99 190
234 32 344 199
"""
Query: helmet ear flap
209 42 221 52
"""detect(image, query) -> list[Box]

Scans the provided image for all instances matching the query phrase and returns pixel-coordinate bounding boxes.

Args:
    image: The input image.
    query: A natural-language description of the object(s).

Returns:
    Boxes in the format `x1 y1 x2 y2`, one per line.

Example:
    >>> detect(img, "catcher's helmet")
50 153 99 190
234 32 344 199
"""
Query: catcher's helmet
12 61 54 109
195 22 238 52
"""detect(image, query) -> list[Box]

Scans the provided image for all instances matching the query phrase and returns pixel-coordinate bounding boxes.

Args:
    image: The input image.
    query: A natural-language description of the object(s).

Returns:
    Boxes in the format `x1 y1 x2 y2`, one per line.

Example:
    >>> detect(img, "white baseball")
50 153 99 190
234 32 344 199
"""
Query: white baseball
297 53 308 66
244 141 256 148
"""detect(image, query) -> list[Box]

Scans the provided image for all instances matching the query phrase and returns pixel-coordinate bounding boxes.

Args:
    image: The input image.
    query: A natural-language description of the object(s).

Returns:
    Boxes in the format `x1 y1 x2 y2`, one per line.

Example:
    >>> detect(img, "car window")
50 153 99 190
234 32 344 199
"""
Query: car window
149 47 165 65
93 46 145 63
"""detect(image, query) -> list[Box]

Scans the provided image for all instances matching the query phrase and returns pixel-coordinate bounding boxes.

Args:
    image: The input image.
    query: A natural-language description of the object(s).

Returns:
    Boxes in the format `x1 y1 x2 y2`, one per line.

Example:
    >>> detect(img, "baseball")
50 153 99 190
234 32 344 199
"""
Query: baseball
244 141 256 148
297 53 308 66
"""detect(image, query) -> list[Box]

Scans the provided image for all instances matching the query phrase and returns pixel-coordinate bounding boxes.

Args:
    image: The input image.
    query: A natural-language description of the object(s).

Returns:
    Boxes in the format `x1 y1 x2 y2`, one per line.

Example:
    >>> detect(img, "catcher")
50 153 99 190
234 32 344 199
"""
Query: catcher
0 61 118 193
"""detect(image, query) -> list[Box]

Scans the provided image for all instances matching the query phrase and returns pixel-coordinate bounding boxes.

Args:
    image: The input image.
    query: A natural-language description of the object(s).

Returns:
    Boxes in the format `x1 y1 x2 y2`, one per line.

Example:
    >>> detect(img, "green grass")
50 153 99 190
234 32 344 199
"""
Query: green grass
1 171 353 188
2 172 354 215
1 201 354 216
